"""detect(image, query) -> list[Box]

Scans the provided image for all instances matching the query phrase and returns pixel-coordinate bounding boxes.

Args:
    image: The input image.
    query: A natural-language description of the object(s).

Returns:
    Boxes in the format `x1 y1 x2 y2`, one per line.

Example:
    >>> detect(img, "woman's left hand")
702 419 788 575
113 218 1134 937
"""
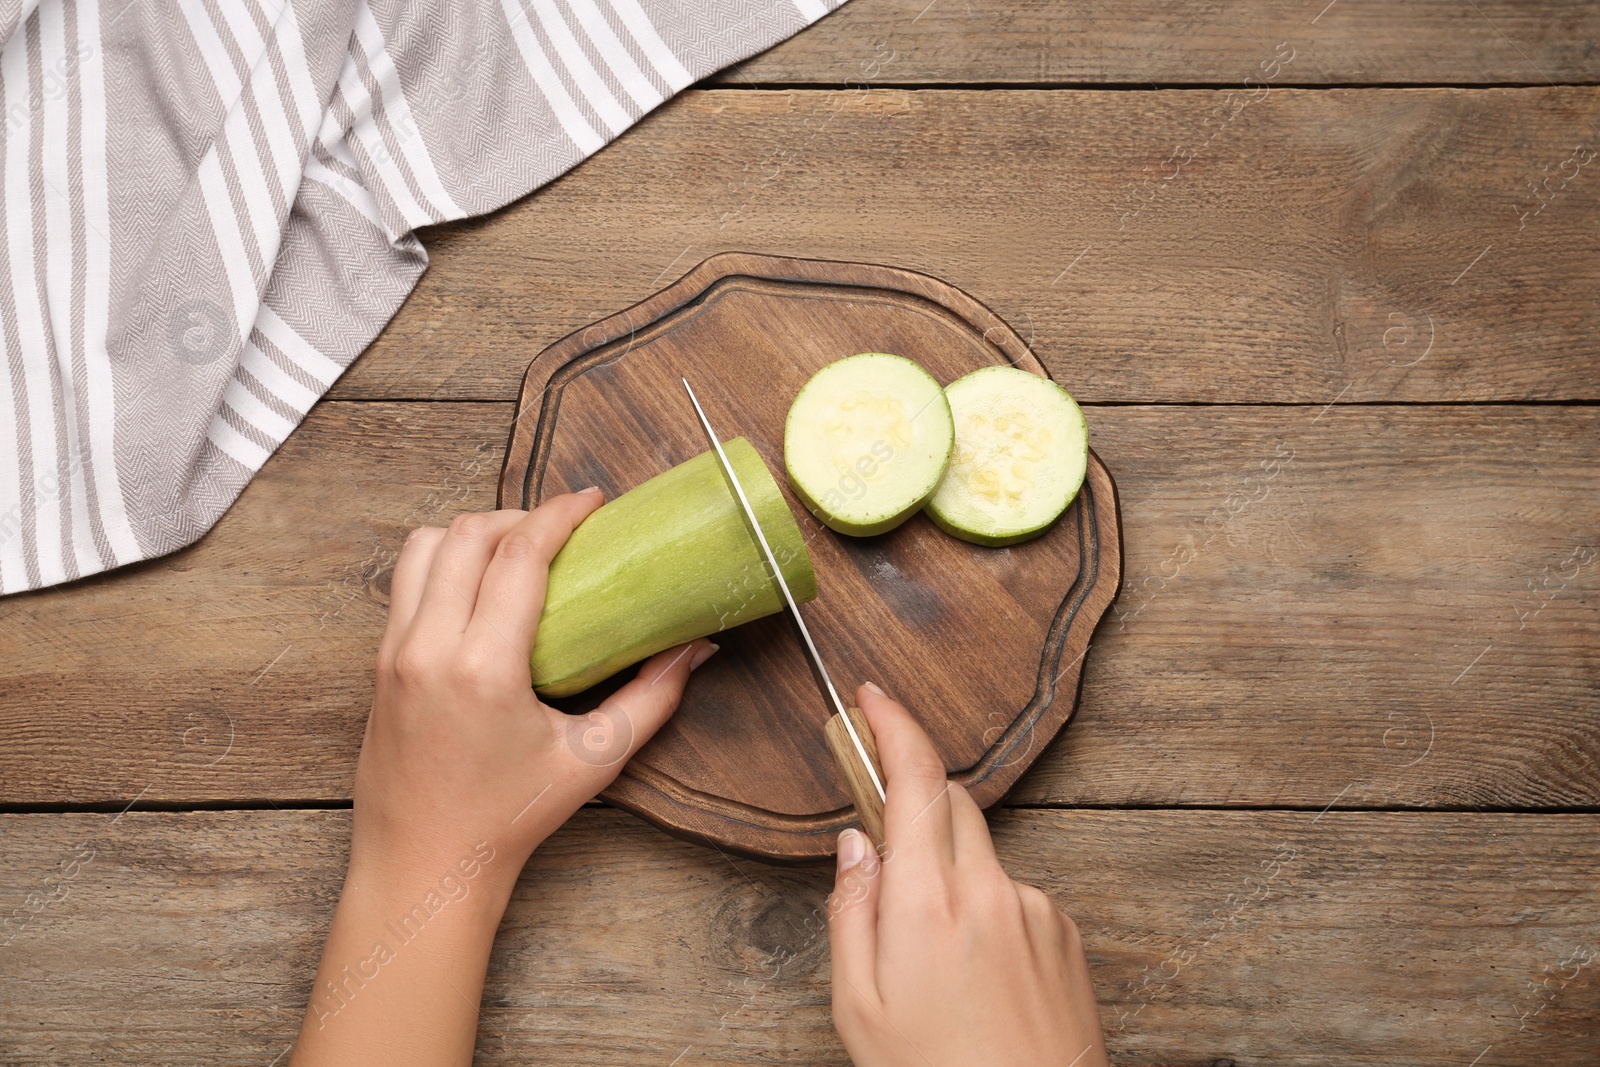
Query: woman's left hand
292 493 715 1067
354 491 716 884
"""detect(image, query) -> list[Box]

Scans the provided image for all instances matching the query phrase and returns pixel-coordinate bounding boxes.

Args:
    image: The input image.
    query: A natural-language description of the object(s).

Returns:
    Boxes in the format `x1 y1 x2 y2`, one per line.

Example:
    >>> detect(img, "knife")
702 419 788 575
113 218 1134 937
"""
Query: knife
681 377 888 848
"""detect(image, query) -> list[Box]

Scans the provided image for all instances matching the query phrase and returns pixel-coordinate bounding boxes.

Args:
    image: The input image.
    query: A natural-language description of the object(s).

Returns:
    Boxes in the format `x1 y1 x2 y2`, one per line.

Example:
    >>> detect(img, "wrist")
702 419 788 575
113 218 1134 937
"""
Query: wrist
299 835 520 1055
343 836 518 931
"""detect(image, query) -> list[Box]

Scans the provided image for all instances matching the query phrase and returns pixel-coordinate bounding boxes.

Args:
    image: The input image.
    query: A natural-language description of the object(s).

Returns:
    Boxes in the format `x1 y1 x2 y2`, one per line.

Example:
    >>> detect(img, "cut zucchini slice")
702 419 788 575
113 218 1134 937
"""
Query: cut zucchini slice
925 366 1088 547
784 353 955 536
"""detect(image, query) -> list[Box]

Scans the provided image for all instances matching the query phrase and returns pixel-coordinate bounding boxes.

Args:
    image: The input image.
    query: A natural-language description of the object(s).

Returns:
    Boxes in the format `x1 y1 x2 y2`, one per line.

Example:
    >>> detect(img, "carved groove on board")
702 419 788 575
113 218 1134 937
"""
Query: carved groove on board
972 459 1104 784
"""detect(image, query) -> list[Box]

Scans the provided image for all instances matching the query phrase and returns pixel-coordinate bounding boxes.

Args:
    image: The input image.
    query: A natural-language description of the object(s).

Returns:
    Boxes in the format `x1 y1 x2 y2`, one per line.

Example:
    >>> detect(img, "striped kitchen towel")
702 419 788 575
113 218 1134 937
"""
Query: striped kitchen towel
0 0 841 594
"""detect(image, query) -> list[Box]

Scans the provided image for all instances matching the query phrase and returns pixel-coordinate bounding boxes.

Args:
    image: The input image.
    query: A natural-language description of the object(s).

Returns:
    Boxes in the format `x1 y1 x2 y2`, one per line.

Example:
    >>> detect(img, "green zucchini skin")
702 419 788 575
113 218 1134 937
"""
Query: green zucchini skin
925 504 1052 548
530 438 816 697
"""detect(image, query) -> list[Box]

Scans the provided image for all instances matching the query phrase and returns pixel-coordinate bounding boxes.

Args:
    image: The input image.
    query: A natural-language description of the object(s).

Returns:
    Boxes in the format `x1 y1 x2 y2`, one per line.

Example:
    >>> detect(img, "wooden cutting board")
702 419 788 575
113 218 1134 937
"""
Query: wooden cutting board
499 253 1122 862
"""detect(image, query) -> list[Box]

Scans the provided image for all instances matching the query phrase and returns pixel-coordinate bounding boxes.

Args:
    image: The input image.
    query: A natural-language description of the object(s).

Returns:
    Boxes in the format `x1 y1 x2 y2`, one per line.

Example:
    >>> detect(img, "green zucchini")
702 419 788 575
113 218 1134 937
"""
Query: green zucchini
924 366 1088 547
530 438 816 697
783 353 955 536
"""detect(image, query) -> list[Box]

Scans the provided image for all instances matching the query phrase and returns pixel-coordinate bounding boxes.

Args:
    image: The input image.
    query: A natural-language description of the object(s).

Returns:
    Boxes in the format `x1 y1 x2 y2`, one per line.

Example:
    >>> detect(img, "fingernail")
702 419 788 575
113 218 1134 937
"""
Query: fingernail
689 642 720 671
862 681 885 696
837 828 866 872
579 485 601 494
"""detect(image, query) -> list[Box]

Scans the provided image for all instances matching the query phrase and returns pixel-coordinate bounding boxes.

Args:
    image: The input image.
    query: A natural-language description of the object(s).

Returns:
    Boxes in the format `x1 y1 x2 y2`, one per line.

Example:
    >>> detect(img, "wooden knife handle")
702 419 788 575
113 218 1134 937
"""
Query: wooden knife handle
824 706 886 849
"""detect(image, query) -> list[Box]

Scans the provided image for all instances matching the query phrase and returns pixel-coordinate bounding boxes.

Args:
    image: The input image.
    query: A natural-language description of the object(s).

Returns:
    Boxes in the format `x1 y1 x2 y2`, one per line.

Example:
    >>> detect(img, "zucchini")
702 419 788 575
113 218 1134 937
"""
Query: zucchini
924 366 1088 547
784 353 955 536
530 438 816 697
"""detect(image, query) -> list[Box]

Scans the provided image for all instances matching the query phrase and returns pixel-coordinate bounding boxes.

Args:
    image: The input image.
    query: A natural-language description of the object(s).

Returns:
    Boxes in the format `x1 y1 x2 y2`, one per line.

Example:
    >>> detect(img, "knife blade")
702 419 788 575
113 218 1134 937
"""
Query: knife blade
681 378 887 845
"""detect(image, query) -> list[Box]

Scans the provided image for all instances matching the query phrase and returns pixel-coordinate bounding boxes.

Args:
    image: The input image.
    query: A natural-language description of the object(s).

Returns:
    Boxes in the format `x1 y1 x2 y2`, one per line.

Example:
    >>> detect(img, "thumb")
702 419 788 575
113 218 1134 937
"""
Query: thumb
552 639 717 785
828 828 882 1004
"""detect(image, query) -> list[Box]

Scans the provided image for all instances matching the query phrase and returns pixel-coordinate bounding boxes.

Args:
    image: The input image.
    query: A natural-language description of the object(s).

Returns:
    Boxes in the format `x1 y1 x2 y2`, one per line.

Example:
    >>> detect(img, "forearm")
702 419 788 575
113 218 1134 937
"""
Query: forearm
290 841 515 1067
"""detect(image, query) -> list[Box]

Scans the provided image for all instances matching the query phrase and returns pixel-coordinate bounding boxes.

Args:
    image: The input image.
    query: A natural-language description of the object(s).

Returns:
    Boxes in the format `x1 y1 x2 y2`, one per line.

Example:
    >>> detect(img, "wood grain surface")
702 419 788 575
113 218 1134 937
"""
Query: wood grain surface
2 808 1594 1066
2 402 1593 811
715 0 1600 86
6 11 1600 1059
336 87 1600 404
499 253 1120 859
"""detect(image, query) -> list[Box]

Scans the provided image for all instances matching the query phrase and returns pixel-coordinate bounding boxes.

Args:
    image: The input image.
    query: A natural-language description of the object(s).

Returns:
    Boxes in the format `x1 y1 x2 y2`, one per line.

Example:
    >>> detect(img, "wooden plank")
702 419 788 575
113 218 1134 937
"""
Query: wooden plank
341 87 1600 403
1 809 1594 1065
2 401 1594 810
1018 399 1600 809
715 0 1600 86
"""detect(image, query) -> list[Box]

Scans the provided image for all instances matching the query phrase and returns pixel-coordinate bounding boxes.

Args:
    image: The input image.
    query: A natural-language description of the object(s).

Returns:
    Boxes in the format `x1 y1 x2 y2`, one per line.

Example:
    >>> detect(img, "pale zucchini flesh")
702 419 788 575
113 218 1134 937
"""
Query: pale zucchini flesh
784 353 955 536
530 438 816 697
925 366 1088 547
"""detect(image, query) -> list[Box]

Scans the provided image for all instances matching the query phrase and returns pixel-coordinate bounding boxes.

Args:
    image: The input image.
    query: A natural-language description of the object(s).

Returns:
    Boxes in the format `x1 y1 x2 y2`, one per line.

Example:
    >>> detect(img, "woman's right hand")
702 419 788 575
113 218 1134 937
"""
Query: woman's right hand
827 683 1108 1067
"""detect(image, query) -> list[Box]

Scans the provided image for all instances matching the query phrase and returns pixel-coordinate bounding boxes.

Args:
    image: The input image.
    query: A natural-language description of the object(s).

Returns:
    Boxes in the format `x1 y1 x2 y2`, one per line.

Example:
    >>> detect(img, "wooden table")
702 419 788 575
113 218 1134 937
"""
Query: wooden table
4 2 1598 1063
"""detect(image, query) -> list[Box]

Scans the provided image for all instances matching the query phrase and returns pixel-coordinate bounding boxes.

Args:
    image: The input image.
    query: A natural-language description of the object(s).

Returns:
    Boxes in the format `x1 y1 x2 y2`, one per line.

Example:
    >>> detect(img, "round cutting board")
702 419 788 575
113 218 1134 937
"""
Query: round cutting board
499 253 1122 863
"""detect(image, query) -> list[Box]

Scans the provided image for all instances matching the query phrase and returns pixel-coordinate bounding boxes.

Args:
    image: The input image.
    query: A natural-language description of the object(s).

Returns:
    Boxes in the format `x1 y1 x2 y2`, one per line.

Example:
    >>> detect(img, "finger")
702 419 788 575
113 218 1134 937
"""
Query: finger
828 828 882 1001
549 639 718 786
1017 882 1068 956
946 780 1000 870
383 526 446 647
413 511 529 637
856 682 955 871
468 490 606 655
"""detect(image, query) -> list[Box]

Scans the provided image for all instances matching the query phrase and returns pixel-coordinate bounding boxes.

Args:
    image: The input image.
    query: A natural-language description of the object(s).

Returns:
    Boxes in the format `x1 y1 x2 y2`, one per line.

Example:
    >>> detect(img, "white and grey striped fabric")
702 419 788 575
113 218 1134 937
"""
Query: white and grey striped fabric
0 0 839 594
